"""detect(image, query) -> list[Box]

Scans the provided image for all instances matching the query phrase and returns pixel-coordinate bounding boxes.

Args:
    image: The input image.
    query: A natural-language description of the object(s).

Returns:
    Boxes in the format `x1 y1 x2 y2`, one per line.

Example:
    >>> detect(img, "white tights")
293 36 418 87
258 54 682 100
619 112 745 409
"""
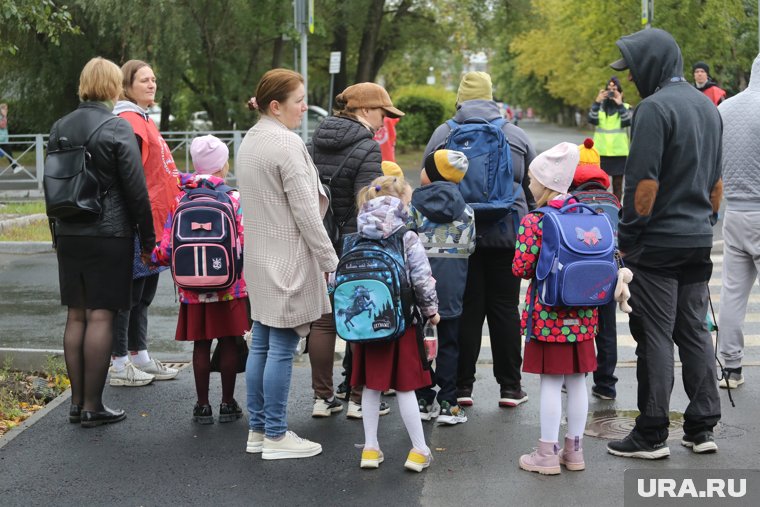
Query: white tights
539 373 588 442
362 387 430 455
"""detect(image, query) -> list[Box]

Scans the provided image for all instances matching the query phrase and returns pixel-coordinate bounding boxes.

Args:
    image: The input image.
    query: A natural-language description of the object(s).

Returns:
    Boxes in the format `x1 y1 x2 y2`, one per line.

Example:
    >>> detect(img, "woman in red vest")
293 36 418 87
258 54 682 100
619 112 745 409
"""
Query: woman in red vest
109 60 181 385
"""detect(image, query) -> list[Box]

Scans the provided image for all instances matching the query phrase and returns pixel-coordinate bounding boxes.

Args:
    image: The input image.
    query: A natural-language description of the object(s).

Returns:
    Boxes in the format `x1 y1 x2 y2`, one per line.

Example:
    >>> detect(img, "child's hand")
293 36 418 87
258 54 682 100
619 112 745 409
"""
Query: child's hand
428 313 440 326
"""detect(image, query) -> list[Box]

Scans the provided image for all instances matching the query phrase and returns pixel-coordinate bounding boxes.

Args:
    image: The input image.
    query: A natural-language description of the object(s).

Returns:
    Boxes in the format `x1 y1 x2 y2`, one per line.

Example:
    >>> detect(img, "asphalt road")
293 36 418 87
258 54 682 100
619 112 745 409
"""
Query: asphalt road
0 363 758 506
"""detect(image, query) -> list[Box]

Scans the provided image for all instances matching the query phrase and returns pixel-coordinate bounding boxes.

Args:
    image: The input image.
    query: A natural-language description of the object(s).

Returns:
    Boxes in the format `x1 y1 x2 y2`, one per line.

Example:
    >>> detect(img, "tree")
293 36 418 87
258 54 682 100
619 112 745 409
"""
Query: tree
0 0 79 55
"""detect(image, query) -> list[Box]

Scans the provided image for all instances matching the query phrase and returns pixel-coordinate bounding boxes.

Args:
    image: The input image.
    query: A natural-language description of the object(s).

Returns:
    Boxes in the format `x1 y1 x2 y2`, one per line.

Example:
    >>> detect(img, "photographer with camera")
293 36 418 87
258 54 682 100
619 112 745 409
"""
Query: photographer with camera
588 76 631 200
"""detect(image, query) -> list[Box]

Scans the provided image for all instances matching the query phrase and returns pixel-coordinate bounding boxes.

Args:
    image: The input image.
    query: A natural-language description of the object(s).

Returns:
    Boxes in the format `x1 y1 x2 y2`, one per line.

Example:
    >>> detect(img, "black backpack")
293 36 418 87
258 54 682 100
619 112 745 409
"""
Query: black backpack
44 116 118 222
308 142 361 248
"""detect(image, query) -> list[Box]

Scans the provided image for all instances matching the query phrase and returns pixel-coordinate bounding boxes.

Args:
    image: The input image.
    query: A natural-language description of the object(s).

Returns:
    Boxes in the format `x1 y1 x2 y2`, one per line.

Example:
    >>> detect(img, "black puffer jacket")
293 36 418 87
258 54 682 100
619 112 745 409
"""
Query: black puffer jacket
48 102 155 252
308 115 382 241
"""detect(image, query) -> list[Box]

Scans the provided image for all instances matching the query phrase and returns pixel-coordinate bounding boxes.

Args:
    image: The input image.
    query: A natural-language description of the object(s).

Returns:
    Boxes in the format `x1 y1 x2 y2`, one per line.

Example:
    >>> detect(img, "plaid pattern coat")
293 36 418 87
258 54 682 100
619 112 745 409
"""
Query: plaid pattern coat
237 116 338 329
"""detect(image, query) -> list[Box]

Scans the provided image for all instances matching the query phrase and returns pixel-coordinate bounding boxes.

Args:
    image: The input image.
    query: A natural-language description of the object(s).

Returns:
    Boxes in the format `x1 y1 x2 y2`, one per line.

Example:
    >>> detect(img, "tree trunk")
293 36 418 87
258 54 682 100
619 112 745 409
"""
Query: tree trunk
332 8 349 97
271 34 284 68
370 0 412 81
355 0 385 83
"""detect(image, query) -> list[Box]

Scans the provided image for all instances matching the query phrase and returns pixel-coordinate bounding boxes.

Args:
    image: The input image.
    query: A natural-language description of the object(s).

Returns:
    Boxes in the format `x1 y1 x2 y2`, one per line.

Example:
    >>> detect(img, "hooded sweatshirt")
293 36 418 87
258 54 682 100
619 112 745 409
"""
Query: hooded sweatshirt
357 195 438 317
409 182 476 319
718 54 760 211
423 99 536 249
614 28 723 251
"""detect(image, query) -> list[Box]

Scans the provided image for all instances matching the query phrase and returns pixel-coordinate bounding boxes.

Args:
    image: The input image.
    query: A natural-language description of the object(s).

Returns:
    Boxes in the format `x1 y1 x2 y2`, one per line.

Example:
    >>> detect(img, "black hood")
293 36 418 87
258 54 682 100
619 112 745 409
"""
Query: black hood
411 182 466 223
615 28 684 98
312 115 374 152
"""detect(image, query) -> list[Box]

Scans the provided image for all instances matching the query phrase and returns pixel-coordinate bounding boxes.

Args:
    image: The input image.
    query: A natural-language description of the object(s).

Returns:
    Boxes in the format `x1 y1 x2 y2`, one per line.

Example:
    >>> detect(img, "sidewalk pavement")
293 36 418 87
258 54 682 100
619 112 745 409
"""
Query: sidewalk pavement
1 358 757 506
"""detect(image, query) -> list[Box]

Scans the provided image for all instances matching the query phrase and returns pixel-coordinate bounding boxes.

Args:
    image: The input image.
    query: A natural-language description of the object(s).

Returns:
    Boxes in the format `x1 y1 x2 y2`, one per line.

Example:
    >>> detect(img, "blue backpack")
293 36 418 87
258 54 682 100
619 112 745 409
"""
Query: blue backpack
533 202 617 307
170 181 242 291
444 117 516 222
333 229 415 343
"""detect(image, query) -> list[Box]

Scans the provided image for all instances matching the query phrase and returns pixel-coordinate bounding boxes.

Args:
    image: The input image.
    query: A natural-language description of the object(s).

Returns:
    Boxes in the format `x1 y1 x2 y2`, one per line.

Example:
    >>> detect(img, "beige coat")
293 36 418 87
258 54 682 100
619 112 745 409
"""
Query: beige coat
237 115 338 329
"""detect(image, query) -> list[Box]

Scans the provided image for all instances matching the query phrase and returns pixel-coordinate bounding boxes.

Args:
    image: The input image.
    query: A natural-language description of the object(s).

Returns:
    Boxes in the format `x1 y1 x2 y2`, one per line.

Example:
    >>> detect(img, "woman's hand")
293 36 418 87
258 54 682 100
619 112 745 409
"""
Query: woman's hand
428 313 441 326
595 89 607 103
140 251 152 265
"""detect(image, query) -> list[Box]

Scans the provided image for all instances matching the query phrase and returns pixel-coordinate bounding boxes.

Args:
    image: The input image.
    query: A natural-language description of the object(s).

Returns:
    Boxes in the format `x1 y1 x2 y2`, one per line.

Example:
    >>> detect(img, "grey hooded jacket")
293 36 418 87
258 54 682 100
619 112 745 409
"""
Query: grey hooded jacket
718 54 760 211
615 28 723 251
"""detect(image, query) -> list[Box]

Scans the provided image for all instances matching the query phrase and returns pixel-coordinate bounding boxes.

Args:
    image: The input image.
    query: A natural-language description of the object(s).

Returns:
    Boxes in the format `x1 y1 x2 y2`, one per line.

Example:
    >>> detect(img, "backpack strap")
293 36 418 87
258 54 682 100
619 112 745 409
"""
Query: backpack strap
572 181 608 193
525 278 538 343
84 116 119 148
324 142 364 229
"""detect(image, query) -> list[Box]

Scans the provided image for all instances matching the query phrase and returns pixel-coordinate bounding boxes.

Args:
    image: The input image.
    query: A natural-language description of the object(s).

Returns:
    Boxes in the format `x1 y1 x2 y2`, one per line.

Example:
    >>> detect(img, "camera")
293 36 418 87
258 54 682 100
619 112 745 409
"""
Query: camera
607 91 615 99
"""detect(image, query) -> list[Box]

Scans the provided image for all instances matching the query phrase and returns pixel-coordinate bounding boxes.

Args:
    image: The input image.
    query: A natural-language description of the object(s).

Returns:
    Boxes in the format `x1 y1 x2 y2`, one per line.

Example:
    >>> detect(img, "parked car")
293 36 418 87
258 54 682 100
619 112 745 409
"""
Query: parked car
146 105 175 130
289 105 327 140
190 111 213 131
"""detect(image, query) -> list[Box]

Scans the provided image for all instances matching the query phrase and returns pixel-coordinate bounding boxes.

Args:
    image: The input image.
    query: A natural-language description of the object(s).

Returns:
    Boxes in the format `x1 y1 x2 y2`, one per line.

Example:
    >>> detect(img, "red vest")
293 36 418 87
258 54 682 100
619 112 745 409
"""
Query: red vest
702 86 726 106
119 111 180 239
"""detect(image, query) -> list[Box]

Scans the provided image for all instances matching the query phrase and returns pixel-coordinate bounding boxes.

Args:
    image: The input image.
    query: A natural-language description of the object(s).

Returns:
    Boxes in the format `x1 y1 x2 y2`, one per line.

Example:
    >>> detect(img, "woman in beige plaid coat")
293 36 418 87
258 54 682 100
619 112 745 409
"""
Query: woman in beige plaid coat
237 69 338 460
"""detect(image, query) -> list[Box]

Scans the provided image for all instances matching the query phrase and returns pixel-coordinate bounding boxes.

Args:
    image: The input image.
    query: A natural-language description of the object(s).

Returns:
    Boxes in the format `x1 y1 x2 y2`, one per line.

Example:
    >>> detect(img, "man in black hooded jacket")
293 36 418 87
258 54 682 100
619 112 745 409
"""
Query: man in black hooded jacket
606 28 723 460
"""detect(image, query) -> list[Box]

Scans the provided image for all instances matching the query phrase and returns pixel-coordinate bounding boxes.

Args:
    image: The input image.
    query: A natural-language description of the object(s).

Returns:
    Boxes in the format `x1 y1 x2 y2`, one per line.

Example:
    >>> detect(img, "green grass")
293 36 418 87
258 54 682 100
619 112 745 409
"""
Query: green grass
395 148 424 174
0 201 46 215
0 219 51 242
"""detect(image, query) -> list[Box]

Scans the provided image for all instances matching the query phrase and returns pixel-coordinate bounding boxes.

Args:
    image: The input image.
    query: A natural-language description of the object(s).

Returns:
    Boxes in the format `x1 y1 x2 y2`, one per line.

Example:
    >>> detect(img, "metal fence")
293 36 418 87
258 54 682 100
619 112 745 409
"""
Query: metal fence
0 130 248 192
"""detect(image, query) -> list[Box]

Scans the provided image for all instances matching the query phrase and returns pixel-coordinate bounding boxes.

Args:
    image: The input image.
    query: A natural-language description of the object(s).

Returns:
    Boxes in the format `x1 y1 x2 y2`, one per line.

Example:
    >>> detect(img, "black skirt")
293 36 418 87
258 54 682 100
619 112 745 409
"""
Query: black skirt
56 235 133 310
600 156 627 177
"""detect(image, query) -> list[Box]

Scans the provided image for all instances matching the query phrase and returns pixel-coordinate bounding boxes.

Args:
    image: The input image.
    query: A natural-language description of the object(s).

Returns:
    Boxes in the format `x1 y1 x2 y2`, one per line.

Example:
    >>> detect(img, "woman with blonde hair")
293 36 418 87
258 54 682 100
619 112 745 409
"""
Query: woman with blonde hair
48 57 155 427
238 69 338 459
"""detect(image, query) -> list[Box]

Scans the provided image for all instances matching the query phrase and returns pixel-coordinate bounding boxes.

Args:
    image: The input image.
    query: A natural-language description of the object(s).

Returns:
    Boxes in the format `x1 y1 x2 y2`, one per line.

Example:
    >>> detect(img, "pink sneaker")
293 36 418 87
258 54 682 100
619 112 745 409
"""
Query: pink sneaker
558 435 585 471
519 440 561 475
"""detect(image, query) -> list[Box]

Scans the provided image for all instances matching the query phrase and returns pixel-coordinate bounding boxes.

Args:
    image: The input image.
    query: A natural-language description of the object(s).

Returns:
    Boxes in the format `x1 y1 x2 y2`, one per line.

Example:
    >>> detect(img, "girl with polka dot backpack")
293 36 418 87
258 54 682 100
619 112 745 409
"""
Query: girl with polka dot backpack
512 142 611 476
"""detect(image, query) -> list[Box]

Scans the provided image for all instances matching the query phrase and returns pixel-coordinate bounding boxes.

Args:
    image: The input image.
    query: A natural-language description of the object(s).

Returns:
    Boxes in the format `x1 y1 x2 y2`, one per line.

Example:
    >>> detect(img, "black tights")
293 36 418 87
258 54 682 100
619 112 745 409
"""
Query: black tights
63 307 115 412
193 337 238 406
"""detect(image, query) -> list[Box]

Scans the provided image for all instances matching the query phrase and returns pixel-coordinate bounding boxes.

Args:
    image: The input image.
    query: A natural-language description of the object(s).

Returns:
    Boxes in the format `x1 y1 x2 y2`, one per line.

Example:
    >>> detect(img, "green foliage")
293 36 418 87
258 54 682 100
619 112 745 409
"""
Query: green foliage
394 95 444 150
0 0 80 55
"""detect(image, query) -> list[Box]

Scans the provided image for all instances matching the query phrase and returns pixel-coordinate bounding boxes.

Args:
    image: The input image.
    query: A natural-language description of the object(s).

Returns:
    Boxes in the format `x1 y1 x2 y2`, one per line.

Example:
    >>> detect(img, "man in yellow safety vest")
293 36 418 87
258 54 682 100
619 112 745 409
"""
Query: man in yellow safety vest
588 76 631 200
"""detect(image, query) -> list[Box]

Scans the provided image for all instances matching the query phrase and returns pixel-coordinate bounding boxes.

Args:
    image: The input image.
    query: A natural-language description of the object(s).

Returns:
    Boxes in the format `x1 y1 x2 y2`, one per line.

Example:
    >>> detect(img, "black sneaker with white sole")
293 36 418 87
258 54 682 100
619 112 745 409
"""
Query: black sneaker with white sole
681 431 718 454
499 386 528 407
607 431 670 459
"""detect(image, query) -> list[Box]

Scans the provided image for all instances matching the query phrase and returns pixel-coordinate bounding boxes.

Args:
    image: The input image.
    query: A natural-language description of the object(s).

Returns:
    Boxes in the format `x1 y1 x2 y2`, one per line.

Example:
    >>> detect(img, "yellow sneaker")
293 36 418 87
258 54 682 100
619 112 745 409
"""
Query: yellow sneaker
404 449 431 472
360 448 384 469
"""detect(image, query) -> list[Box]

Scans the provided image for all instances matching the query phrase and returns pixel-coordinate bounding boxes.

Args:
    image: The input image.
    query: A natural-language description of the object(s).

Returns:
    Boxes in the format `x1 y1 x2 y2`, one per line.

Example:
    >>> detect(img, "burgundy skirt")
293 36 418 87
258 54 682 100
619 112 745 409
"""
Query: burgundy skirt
522 338 597 375
175 298 251 341
351 327 432 392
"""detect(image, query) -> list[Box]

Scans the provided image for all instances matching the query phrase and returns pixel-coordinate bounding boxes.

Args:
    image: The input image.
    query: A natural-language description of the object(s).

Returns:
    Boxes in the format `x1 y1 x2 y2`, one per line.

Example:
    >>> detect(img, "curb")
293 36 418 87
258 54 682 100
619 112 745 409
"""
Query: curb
0 388 71 450
0 241 53 254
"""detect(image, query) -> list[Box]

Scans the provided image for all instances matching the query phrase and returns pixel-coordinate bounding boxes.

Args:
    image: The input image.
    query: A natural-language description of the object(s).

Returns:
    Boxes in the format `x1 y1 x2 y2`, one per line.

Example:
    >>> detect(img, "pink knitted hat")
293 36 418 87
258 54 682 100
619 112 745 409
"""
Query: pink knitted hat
190 135 229 175
529 142 579 194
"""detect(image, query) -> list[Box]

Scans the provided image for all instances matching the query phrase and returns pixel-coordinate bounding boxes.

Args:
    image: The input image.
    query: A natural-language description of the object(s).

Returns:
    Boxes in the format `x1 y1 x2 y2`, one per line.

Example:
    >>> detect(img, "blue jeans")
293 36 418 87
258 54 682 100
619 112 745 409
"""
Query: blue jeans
592 299 618 396
245 321 300 438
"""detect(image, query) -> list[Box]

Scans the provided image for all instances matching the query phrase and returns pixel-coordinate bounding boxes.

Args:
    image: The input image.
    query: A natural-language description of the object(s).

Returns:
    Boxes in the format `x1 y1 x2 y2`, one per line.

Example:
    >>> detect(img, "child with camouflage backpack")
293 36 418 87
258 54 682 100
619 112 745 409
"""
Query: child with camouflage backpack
410 150 476 425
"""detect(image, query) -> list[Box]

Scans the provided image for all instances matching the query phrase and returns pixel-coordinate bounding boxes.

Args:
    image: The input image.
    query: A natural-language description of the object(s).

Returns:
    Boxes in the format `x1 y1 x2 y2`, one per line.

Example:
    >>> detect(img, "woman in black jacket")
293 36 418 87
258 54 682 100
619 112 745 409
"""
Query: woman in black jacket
48 57 155 427
306 82 404 419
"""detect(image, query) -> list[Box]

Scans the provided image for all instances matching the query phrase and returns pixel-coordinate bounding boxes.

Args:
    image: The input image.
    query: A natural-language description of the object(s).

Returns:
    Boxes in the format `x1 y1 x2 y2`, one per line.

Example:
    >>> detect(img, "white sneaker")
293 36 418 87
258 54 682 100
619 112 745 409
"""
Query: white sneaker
261 431 322 460
134 358 179 380
312 397 343 417
347 401 391 419
246 430 264 454
719 369 744 389
109 362 154 387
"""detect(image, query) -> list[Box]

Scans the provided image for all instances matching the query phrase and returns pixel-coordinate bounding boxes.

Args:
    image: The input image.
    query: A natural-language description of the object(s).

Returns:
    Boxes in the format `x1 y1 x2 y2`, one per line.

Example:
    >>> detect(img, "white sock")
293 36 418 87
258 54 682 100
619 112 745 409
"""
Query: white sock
361 387 381 449
397 390 430 455
131 350 151 366
112 355 129 371
564 373 589 438
539 374 564 442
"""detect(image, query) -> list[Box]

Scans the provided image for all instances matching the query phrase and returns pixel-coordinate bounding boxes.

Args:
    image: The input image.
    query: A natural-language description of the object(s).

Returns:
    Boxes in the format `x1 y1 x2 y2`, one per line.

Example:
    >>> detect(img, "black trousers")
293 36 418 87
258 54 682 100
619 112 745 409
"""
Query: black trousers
626 246 721 442
457 248 523 390
416 317 460 405
593 299 618 395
